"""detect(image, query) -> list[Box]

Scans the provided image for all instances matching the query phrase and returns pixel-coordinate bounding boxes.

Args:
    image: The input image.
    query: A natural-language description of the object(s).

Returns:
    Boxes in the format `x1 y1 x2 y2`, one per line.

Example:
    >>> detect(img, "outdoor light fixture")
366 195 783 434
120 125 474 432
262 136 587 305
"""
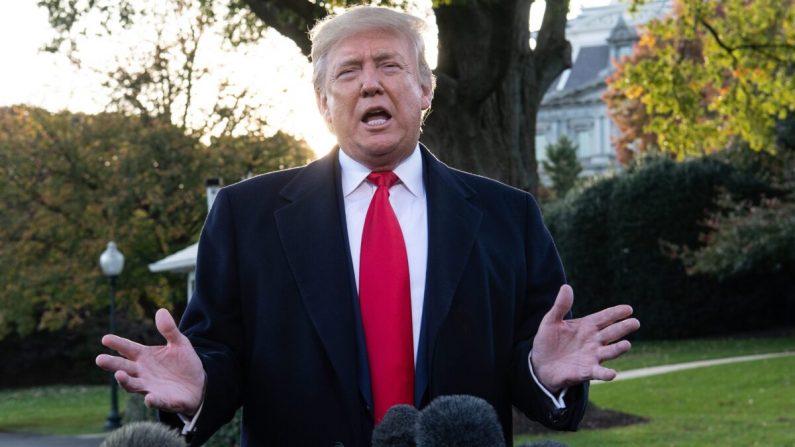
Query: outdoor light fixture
99 241 125 277
99 241 124 430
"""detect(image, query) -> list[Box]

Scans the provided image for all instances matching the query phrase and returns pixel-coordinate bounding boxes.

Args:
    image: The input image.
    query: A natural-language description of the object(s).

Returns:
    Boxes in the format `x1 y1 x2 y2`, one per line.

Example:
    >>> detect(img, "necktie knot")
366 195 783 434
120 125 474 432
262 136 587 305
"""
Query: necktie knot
367 171 399 189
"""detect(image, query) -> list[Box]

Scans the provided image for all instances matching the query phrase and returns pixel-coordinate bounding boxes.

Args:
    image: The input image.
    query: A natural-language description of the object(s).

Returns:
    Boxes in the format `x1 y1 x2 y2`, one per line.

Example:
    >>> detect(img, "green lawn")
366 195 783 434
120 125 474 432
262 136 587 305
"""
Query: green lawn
0 385 127 435
517 355 795 446
605 329 795 371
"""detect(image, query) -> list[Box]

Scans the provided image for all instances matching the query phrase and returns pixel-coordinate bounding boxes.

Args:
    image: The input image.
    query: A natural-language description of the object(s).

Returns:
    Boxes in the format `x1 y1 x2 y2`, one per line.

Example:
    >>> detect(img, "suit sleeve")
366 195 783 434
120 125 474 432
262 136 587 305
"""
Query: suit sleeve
163 188 246 445
510 194 589 431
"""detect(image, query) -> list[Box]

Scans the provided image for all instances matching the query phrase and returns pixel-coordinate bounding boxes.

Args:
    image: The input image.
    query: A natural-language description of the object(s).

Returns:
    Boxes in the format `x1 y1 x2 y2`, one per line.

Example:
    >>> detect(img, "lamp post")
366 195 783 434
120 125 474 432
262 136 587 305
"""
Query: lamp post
99 241 124 430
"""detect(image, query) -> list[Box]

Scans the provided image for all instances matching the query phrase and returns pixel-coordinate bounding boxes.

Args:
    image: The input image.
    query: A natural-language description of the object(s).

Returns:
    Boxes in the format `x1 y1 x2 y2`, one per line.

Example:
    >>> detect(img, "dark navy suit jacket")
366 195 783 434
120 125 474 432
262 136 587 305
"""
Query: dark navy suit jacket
176 146 588 446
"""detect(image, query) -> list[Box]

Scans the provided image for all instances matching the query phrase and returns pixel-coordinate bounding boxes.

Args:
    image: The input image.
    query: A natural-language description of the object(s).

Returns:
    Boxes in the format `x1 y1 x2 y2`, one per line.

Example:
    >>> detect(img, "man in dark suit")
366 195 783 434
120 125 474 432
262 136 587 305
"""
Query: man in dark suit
96 6 639 446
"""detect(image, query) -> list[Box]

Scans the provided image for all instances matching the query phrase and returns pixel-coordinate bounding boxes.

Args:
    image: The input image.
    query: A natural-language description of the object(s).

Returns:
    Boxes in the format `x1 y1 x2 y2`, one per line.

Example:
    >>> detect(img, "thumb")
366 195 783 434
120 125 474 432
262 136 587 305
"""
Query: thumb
155 308 185 346
543 284 574 324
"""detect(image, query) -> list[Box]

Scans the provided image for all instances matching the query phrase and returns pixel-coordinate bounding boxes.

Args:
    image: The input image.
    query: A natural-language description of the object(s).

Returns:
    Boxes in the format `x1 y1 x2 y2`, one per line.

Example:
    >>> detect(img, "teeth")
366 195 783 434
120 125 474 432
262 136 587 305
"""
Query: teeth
367 118 388 126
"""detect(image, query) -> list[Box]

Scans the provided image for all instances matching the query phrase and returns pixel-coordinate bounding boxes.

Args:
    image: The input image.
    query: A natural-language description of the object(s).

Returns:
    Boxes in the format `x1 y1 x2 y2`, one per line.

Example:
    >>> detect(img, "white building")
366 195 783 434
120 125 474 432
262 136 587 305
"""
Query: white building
536 0 672 177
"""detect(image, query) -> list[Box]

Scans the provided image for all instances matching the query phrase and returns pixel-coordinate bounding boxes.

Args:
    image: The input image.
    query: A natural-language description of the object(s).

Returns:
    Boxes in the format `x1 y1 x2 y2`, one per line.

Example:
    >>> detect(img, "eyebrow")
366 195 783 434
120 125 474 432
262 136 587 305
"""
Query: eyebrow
332 49 408 72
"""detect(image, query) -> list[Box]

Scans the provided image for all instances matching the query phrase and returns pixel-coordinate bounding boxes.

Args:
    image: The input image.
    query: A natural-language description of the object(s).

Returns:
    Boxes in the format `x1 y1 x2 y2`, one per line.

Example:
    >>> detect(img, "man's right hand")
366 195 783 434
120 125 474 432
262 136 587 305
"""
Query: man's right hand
96 308 206 415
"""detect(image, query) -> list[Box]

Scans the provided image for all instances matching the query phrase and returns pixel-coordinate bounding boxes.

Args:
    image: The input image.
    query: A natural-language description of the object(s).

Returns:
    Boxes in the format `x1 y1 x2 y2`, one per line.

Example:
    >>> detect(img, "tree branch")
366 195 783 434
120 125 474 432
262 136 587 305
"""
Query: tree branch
239 0 329 56
534 0 572 94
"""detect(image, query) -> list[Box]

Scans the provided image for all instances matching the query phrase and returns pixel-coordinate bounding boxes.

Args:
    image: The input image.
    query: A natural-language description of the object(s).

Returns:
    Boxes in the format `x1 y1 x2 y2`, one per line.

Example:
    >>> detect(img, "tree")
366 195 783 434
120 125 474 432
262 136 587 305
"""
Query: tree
100 0 273 141
0 105 313 339
541 135 582 198
605 0 795 161
39 0 575 193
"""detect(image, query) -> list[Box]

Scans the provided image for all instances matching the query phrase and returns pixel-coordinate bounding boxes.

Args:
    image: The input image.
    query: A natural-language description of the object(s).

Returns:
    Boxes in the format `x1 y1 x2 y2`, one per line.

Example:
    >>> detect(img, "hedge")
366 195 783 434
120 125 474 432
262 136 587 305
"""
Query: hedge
544 156 793 339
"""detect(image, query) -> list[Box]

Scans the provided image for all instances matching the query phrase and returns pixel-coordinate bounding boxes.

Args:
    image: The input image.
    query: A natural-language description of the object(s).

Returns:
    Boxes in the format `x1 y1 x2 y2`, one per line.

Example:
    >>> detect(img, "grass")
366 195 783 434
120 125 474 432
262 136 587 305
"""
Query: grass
516 355 795 446
605 329 795 371
0 331 791 437
0 384 127 435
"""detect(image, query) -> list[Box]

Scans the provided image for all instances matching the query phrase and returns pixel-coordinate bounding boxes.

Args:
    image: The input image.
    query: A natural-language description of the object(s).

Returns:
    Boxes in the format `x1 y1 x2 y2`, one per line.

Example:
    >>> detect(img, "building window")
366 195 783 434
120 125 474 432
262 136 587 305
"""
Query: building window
617 45 633 60
535 124 550 161
575 126 595 157
535 134 549 161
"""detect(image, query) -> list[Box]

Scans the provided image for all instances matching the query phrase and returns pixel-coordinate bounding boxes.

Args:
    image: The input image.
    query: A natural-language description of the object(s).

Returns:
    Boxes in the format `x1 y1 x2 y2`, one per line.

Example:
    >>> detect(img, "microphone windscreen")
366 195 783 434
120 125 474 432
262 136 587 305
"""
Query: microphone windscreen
100 421 185 447
372 404 419 447
416 395 505 447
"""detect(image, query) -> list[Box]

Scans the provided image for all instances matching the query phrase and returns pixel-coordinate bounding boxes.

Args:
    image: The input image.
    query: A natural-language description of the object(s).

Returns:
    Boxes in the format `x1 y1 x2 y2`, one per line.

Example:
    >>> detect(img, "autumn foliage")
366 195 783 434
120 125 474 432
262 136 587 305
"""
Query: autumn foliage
606 0 795 162
0 105 312 340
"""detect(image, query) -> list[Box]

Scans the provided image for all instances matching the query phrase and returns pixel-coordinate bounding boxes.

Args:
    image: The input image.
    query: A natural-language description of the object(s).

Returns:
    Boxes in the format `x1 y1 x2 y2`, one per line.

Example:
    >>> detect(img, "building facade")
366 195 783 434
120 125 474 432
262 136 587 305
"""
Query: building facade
537 0 671 178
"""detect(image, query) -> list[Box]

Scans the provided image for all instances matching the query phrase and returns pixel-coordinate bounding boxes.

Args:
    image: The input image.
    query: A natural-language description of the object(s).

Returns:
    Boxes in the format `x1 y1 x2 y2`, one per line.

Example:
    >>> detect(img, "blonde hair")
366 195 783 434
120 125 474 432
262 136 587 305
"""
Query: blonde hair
309 6 436 96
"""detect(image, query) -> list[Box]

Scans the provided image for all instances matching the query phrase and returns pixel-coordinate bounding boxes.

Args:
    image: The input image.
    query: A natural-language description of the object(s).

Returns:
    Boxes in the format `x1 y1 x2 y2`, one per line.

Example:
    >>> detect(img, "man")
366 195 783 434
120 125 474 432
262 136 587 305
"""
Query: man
96 6 639 446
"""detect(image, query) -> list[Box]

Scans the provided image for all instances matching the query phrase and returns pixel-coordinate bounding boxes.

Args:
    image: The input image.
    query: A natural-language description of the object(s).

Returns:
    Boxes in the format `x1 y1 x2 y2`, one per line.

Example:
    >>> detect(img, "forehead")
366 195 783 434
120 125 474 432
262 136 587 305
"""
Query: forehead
327 28 414 63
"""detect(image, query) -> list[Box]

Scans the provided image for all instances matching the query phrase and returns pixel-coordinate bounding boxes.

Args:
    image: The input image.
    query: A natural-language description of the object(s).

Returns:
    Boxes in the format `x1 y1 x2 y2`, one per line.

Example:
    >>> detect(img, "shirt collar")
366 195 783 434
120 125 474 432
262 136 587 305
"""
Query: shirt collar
339 145 424 198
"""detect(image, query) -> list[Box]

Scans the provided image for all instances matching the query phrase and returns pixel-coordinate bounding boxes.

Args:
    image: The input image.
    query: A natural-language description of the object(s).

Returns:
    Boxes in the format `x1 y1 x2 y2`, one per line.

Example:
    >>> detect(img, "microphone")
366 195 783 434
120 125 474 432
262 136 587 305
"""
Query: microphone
100 421 185 447
415 395 505 447
372 404 419 447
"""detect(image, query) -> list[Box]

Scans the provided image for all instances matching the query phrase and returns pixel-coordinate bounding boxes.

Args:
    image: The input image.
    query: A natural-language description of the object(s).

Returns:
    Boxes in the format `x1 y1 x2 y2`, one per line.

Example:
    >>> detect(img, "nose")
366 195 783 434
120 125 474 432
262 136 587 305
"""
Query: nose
360 65 383 97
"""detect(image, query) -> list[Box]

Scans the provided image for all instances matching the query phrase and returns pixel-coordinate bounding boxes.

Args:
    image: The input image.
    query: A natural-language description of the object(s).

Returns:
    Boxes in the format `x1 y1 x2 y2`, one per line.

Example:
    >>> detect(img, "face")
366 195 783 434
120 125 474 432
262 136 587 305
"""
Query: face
317 29 432 171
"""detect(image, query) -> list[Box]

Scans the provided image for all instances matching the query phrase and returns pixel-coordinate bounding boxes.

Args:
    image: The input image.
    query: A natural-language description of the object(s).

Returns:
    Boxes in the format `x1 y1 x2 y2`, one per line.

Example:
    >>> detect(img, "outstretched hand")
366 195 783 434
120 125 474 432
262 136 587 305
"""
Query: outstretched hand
96 308 206 415
531 285 640 393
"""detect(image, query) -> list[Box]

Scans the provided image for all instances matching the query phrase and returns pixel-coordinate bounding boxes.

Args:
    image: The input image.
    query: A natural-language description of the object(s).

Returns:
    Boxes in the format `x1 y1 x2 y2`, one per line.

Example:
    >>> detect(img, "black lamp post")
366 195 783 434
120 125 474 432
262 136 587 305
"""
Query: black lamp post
99 241 124 430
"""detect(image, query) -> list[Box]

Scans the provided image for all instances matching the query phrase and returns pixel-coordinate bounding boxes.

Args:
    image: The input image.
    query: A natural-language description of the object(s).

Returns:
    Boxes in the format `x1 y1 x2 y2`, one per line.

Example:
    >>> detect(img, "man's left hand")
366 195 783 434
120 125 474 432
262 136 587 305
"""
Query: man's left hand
530 285 640 393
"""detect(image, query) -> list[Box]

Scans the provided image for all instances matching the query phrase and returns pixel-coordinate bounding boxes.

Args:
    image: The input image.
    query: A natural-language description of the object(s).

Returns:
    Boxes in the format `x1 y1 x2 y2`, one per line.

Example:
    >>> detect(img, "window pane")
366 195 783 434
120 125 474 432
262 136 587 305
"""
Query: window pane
577 129 593 157
535 135 548 160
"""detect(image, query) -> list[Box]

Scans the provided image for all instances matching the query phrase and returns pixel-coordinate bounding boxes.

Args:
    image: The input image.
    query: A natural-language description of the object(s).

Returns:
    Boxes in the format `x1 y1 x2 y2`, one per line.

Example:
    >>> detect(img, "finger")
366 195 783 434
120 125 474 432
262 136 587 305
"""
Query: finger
543 284 574 324
101 335 145 360
598 318 641 344
598 339 632 362
143 393 166 410
155 308 185 346
591 365 618 382
115 370 147 394
585 304 634 330
96 354 139 376
144 392 182 413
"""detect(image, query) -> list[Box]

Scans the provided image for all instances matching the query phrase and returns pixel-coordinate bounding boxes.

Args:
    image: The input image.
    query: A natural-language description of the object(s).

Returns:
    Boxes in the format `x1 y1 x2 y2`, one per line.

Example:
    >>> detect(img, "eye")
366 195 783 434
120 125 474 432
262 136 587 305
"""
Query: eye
382 62 402 73
335 66 358 80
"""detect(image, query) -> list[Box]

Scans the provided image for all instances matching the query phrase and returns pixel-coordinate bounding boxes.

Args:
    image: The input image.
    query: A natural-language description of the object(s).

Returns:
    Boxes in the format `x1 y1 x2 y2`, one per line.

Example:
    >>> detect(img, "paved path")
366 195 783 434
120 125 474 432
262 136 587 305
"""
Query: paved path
0 432 105 447
2 351 793 446
593 351 795 385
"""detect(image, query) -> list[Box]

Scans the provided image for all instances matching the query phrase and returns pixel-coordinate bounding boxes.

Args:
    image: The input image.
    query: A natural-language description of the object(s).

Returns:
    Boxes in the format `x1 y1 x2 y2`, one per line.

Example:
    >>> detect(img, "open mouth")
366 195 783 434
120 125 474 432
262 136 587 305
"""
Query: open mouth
361 108 392 127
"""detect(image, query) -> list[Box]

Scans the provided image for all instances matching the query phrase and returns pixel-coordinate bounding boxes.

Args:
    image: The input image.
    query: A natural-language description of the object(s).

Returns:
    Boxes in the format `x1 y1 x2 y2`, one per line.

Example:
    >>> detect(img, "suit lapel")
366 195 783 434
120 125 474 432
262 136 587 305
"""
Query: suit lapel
274 151 360 399
415 147 483 405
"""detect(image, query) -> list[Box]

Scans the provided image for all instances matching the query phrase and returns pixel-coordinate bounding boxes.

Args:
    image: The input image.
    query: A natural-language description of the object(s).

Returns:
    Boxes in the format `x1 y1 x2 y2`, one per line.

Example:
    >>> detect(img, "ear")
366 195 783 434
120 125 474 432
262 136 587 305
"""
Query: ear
420 82 432 111
316 91 333 126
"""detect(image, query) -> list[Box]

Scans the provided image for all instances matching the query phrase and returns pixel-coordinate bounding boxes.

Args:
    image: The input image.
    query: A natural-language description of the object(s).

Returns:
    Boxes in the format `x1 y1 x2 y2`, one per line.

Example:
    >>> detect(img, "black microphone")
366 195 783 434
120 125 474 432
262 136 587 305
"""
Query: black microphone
415 395 505 447
100 421 186 447
372 404 419 447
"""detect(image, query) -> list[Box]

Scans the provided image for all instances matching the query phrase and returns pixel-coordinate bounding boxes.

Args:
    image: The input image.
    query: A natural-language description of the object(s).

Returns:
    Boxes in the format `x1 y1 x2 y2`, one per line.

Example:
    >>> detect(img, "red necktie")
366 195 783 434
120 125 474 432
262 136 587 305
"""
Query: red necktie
359 171 414 423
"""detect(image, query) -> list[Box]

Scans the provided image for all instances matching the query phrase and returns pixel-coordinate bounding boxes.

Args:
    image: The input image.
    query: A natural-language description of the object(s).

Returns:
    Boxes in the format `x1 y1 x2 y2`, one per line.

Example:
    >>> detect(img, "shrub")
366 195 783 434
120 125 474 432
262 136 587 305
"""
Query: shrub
545 155 790 338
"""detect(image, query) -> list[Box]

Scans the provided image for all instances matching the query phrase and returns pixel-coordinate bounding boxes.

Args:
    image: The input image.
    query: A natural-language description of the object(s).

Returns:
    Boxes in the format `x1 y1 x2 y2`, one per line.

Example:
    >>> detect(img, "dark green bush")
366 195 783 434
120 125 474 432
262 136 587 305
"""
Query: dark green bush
545 156 791 338
205 409 242 447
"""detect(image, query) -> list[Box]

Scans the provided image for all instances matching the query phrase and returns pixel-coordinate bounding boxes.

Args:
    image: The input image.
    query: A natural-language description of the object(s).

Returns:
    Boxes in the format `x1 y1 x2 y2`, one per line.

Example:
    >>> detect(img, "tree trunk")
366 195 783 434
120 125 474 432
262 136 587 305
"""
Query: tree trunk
423 0 571 194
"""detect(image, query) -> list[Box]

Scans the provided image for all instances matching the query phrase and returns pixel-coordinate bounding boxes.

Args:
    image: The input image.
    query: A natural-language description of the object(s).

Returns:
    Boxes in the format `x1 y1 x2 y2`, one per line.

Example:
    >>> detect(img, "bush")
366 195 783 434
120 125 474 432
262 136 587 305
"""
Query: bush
0 310 159 388
545 155 791 338
205 409 242 447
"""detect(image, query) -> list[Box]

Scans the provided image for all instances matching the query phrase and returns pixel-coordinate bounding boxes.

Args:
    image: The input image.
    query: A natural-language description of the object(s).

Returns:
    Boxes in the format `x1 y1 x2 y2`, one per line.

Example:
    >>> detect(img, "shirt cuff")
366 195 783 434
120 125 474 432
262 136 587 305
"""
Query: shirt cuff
527 353 568 410
177 401 204 436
